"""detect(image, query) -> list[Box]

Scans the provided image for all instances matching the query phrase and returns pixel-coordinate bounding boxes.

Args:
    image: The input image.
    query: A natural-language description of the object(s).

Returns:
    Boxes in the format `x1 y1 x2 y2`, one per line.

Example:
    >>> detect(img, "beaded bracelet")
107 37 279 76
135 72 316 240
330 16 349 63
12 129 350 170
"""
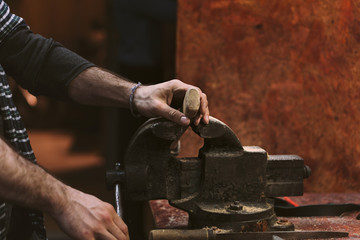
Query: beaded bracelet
129 82 142 118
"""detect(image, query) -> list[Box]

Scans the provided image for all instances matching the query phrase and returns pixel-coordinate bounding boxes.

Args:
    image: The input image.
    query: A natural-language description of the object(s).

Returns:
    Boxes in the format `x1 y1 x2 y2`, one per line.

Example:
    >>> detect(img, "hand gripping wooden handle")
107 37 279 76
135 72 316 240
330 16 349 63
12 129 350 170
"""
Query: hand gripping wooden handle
183 88 200 119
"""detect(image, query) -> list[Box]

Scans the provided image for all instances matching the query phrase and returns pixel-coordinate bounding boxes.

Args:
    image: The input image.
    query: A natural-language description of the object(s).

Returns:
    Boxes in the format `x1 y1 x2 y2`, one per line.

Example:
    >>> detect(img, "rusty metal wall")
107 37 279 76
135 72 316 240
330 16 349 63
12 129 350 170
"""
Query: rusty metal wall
176 0 360 192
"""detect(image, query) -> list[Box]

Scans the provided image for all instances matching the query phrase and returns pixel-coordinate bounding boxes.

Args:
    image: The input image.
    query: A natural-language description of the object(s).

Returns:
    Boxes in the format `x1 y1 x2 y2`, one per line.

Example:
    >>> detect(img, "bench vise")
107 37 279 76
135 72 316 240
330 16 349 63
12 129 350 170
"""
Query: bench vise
107 116 311 233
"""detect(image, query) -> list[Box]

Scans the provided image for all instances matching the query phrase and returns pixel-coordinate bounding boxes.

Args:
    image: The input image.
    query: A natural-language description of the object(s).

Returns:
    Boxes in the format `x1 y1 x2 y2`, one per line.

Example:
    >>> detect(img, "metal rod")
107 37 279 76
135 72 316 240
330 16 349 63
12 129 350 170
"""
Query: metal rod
115 183 122 217
114 163 123 218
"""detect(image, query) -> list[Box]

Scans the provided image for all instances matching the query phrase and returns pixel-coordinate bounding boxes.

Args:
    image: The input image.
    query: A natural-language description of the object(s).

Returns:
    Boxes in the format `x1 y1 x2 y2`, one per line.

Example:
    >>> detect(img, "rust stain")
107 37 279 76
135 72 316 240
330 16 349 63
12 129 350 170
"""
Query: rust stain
339 0 354 45
177 0 360 192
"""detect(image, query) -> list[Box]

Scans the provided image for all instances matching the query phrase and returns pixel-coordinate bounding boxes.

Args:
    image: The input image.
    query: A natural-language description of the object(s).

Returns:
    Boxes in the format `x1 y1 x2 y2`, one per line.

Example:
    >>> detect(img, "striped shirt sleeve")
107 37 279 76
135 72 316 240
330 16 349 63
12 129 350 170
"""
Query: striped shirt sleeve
0 0 24 45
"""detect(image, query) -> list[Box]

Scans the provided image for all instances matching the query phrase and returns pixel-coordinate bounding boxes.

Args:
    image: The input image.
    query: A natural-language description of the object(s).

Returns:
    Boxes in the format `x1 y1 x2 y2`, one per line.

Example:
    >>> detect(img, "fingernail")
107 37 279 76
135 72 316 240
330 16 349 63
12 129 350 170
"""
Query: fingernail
180 116 190 125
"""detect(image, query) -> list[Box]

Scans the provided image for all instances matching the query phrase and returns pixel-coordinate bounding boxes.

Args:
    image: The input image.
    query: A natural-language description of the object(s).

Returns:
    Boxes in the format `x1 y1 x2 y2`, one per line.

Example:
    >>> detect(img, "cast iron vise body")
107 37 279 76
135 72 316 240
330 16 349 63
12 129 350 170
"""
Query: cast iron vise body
107 116 310 231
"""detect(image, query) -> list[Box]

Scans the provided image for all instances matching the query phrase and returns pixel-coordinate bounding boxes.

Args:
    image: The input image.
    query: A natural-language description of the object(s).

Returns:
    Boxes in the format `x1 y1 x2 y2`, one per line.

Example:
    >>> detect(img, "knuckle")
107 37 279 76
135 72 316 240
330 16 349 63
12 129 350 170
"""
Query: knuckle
121 225 129 235
168 108 178 118
80 229 93 239
104 202 114 212
102 214 113 224
154 101 163 109
202 93 207 100
170 79 182 86
171 79 181 83
98 210 113 224
92 225 105 235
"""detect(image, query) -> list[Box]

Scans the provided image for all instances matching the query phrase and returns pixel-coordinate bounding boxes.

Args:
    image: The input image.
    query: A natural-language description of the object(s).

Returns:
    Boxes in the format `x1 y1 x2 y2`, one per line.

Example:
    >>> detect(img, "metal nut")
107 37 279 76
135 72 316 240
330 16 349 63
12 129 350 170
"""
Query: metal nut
229 201 243 211
303 165 312 178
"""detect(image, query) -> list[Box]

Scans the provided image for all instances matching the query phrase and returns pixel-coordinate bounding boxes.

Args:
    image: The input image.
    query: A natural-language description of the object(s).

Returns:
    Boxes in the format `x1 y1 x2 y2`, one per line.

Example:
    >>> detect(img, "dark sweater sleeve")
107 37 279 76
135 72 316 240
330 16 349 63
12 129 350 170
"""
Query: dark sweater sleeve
0 26 95 100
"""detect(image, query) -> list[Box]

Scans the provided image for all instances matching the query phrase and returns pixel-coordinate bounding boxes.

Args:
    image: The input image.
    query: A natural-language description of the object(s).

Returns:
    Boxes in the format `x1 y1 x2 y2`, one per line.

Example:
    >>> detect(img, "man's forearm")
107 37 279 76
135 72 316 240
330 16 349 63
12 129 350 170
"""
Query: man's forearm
69 67 210 126
68 67 135 108
0 138 67 216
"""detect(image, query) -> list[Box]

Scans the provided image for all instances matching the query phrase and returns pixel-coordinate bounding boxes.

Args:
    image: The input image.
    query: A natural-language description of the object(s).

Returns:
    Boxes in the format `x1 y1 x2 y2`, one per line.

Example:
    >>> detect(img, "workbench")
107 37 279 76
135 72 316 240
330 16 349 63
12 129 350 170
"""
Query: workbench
145 193 360 239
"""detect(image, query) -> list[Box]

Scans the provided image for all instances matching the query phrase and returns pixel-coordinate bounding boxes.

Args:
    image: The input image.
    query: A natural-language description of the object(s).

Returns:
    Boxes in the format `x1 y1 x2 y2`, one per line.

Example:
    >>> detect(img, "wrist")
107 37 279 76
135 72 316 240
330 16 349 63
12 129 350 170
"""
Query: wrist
45 182 71 217
129 82 142 117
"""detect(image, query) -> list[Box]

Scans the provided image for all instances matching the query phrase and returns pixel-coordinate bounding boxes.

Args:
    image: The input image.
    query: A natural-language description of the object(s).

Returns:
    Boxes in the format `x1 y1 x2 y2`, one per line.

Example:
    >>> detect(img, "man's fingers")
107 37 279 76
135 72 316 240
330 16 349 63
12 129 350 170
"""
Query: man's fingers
200 92 210 124
106 222 128 240
159 103 190 126
135 80 209 126
193 92 209 126
194 114 203 126
96 230 117 240
100 213 128 240
112 214 129 238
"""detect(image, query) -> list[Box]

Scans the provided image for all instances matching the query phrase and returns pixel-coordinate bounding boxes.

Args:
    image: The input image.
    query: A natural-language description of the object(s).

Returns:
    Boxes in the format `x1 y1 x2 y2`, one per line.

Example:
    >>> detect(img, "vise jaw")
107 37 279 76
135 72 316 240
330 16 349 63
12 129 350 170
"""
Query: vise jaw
107 117 310 231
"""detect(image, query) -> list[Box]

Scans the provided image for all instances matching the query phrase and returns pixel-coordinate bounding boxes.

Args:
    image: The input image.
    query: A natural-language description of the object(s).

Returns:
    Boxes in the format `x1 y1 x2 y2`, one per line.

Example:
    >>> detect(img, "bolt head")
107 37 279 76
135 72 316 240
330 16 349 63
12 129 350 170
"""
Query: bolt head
229 201 243 211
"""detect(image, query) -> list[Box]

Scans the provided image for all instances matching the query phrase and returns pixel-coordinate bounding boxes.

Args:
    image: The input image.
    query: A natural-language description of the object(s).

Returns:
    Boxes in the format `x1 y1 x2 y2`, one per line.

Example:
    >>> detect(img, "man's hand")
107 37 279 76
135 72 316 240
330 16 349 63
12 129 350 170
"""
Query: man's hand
69 68 210 126
52 187 129 240
134 79 210 126
0 137 129 239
